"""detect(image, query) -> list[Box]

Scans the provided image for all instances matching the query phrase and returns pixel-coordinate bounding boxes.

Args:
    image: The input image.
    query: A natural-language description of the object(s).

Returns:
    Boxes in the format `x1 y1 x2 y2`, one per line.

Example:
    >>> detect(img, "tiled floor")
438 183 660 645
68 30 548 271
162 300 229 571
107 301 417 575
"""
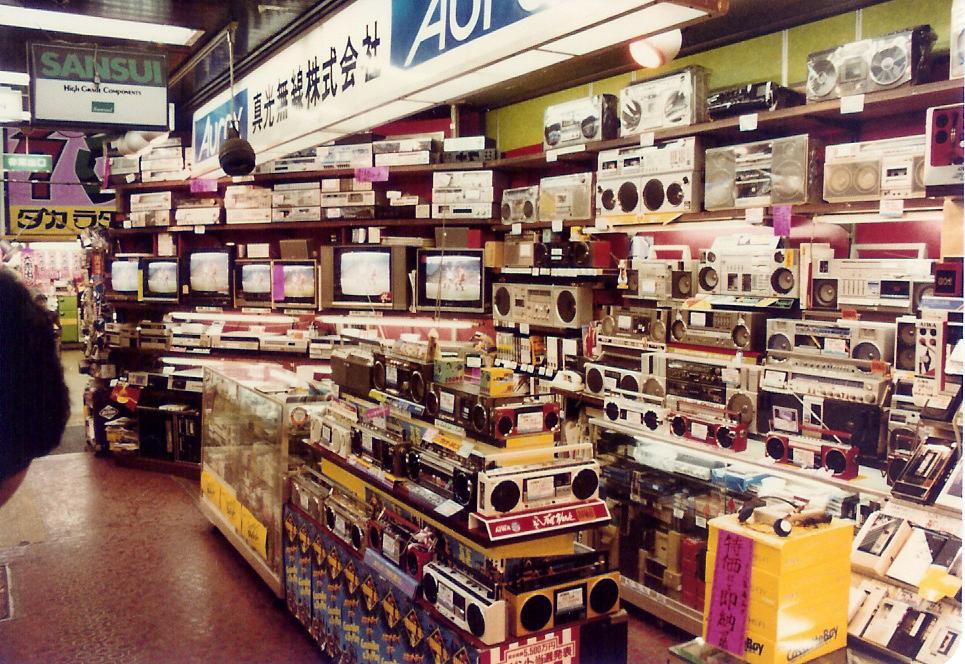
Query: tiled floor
0 453 683 663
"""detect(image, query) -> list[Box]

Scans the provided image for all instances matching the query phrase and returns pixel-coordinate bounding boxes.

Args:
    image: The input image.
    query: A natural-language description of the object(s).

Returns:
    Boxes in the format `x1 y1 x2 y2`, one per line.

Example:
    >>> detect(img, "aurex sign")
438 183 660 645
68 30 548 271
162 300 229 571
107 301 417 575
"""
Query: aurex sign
390 0 549 68
193 91 248 164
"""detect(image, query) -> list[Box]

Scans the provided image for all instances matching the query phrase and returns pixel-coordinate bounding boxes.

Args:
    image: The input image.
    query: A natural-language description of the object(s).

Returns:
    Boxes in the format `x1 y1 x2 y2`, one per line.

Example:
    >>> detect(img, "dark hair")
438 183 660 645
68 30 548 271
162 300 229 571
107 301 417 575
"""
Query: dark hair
0 268 69 479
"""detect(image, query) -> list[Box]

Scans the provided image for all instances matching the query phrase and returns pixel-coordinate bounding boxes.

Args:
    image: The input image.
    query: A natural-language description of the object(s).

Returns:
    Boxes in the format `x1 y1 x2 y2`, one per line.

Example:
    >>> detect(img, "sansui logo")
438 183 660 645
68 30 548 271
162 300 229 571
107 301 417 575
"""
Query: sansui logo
193 91 248 164
390 0 550 69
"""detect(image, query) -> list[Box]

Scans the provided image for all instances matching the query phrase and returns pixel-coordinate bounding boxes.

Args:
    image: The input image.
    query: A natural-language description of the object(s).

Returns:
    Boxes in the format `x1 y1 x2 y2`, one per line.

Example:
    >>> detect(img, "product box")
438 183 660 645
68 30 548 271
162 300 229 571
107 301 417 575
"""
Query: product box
479 366 515 396
200 470 222 507
219 489 243 532
433 357 464 384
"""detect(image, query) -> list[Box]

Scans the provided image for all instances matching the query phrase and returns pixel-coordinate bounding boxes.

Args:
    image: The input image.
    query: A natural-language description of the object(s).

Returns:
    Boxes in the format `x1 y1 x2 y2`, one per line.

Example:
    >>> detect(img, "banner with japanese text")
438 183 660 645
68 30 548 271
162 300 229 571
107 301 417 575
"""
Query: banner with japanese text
3 128 115 236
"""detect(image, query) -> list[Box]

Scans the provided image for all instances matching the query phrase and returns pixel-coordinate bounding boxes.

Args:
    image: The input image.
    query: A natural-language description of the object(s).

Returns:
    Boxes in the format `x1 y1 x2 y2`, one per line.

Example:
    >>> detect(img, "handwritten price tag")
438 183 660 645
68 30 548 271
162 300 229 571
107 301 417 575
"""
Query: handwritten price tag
354 166 389 182
190 178 218 193
772 204 792 236
705 530 754 656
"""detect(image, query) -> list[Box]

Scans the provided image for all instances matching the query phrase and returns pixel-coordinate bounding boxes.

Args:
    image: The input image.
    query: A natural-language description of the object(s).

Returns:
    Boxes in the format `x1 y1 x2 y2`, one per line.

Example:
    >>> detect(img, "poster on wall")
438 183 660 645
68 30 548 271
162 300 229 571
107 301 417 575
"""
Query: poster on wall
3 128 115 236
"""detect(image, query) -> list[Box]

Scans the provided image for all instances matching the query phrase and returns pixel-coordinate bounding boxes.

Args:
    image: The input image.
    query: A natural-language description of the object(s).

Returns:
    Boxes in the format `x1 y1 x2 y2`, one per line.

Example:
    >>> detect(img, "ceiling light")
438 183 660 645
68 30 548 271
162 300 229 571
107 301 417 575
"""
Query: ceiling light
629 29 682 68
0 6 204 46
0 71 29 86
543 6 701 57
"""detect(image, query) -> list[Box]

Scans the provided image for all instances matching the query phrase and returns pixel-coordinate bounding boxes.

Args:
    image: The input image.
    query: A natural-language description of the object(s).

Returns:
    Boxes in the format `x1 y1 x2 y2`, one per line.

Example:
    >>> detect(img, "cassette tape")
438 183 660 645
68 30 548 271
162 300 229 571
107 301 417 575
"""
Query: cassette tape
272 189 321 208
271 206 321 222
129 191 172 211
704 134 821 210
668 409 748 453
223 185 272 209
765 318 896 364
319 190 382 208
431 202 496 219
809 257 935 312
502 553 619 637
538 173 593 222
806 26 936 102
492 283 593 330
584 363 646 396
500 186 539 223
351 426 411 477
629 258 697 301
174 208 220 225
316 143 373 169
706 81 804 118
330 349 375 397
602 395 666 434
697 235 801 299
421 561 506 645
372 351 435 403
543 94 619 150
824 135 926 202
598 305 671 346
763 431 859 479
323 488 373 555
129 210 171 227
669 307 768 352
619 66 708 136
924 104 964 186
476 457 600 516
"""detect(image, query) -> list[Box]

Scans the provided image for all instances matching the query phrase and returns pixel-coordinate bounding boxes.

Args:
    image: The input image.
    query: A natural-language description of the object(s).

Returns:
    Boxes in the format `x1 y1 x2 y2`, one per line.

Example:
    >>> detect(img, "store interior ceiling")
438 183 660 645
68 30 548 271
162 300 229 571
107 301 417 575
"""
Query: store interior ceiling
0 0 897 126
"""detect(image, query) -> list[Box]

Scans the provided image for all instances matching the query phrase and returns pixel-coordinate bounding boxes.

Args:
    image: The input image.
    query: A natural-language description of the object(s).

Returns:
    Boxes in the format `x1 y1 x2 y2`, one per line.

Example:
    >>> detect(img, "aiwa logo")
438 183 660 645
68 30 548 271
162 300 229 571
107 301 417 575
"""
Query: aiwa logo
193 91 248 164
390 0 549 69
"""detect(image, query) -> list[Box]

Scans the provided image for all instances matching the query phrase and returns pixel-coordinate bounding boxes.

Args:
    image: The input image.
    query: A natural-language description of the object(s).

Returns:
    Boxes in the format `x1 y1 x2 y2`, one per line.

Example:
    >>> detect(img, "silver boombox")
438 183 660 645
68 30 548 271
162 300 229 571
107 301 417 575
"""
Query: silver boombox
704 134 821 210
323 488 372 554
476 456 600 516
603 394 666 434
765 318 897 365
421 561 507 645
597 304 672 346
492 283 593 330
584 362 646 396
538 173 593 222
619 66 708 137
809 257 935 312
824 135 926 203
629 251 698 301
597 137 703 216
696 235 802 299
500 186 539 223
543 94 619 150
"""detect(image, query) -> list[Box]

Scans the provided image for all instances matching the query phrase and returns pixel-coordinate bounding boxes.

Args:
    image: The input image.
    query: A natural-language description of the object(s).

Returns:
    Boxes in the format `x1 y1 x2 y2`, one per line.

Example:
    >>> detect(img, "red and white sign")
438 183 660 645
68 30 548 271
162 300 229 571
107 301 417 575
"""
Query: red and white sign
475 500 610 542
481 626 579 664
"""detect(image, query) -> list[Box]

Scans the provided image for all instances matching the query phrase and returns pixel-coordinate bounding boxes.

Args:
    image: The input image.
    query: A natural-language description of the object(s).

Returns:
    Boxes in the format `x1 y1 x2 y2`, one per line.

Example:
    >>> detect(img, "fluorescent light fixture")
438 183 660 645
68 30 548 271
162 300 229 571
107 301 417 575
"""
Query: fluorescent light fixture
542 5 702 56
0 71 29 86
629 29 682 68
406 50 571 104
316 315 475 330
0 6 204 46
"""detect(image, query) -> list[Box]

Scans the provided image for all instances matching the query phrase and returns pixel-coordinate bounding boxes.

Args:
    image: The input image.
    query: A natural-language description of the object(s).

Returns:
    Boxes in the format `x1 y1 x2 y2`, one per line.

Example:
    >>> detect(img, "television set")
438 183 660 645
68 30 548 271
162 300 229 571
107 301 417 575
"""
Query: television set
318 245 412 311
234 260 273 308
415 249 489 313
182 248 233 306
141 258 180 302
273 260 318 309
107 255 145 301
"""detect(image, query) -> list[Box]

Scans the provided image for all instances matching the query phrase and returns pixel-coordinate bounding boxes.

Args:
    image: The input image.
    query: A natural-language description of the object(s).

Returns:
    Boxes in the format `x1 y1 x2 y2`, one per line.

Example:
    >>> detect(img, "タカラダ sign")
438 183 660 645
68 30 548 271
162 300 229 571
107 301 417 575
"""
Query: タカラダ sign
29 43 168 129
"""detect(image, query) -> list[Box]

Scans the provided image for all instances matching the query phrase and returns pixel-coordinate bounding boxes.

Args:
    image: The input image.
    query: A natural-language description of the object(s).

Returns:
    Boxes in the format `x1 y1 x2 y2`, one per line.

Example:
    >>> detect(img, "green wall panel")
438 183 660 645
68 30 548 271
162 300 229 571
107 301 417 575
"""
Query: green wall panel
863 0 951 50
787 13 856 86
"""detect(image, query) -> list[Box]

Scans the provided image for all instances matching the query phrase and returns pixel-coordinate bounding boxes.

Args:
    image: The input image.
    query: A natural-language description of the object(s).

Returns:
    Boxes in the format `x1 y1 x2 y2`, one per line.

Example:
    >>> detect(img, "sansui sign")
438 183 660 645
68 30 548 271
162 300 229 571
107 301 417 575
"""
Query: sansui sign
29 44 168 130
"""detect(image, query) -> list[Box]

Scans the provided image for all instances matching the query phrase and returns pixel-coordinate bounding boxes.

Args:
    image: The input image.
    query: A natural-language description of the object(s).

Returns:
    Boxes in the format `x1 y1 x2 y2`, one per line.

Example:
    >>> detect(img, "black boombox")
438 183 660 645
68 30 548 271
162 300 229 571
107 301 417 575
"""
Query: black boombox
330 350 376 397
423 381 557 445
404 440 482 508
536 240 613 269
373 351 435 403
350 425 411 478
366 508 437 580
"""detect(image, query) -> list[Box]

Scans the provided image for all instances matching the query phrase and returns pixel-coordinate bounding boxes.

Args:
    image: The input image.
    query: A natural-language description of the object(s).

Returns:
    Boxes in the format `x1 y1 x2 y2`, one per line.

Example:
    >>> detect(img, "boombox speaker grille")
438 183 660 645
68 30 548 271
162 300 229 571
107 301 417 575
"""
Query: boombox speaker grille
765 436 788 461
494 287 512 317
491 480 521 513
852 341 882 362
467 603 486 637
556 290 577 324
520 594 553 632
422 573 438 603
589 577 620 614
571 468 599 500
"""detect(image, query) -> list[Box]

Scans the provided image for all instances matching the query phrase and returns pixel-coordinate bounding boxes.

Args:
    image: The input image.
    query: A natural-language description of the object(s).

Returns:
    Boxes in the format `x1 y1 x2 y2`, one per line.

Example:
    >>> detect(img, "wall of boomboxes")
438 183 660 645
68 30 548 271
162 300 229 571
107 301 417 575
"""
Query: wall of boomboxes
97 11 964 664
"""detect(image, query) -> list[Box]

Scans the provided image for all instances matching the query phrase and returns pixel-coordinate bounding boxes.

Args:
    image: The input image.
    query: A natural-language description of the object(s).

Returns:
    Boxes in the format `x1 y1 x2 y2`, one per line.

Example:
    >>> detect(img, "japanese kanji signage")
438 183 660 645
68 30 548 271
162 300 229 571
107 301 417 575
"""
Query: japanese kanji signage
705 530 754 657
29 44 169 130
3 154 52 173
4 128 115 236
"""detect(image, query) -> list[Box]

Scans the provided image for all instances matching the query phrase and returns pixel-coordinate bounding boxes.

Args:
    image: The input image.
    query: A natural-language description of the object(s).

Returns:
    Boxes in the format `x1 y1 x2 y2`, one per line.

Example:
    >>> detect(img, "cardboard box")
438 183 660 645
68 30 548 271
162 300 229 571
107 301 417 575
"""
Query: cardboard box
479 367 514 396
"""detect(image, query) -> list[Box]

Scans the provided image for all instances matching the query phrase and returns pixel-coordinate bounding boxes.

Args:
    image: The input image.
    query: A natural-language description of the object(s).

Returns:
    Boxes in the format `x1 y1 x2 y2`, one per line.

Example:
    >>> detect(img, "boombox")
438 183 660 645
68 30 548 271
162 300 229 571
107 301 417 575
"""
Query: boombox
272 188 321 208
317 143 373 169
367 509 437 580
669 307 768 352
421 561 506 645
502 235 540 268
501 186 539 223
603 395 666 434
538 173 593 222
597 305 671 346
543 94 619 150
668 408 748 453
765 318 896 365
665 357 760 432
619 66 708 137
706 81 804 118
596 138 703 216
805 25 936 102
351 426 410 477
759 389 885 458
697 235 802 299
310 408 356 457
424 382 556 445
404 443 478 507
323 488 373 555
895 315 919 372
585 362 646 397
824 135 926 202
536 240 612 269
629 258 697 301
924 104 964 186
763 431 860 480
475 458 600 516
809 257 935 313
330 349 375 397
372 351 435 403
502 553 620 637
493 283 593 330
431 202 497 219
704 134 821 210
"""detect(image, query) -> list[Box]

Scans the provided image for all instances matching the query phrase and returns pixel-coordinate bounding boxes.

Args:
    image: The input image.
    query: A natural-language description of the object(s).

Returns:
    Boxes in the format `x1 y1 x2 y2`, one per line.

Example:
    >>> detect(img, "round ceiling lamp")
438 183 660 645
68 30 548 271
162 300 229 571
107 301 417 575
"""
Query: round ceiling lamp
629 29 682 69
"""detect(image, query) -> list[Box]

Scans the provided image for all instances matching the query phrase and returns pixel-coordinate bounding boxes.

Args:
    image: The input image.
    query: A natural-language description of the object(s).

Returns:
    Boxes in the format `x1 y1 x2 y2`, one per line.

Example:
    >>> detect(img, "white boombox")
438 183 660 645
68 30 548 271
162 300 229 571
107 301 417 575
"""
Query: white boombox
809 257 935 312
476 458 601 516
597 137 703 216
619 66 708 137
603 395 666 434
493 283 593 330
584 362 646 396
310 408 355 457
824 135 926 202
629 256 697 301
805 26 936 102
765 318 897 365
696 235 803 299
924 104 964 186
500 186 539 223
538 172 594 222
704 134 820 210
421 562 507 645
543 94 619 150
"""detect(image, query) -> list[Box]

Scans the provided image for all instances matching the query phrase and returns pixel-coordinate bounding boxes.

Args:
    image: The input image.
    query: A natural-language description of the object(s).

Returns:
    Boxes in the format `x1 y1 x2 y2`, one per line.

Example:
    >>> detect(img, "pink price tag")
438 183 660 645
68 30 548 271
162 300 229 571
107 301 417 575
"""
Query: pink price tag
772 204 792 236
190 178 218 193
705 529 754 656
354 166 389 182
272 263 286 302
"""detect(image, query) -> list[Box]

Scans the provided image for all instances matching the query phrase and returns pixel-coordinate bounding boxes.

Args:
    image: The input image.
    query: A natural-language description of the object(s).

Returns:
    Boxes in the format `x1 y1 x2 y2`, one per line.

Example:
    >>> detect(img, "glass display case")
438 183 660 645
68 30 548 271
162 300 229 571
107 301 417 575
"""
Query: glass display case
199 363 322 596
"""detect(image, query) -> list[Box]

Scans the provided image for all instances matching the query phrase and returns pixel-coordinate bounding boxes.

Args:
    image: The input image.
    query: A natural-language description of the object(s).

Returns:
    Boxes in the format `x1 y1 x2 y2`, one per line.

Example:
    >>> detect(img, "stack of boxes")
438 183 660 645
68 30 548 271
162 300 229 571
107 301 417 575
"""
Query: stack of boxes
373 134 442 166
128 191 172 228
272 182 322 222
175 197 223 226
320 177 383 220
224 185 272 224
109 137 190 184
680 535 707 610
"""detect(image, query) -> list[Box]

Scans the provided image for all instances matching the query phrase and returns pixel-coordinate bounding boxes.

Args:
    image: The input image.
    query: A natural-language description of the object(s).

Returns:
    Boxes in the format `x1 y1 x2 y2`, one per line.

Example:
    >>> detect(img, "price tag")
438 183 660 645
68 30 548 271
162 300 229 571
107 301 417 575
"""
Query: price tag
511 222 522 235
551 219 564 233
739 113 759 132
231 175 255 183
626 410 642 425
546 144 585 162
100 188 115 195
840 94 865 114
354 166 389 182
880 198 904 218
125 174 136 183
772 204 792 236
123 219 132 229
673 508 685 520
435 500 464 517
519 323 530 335
193 225 205 234
695 515 707 529
745 207 765 224
691 422 709 441
639 132 655 147
792 447 816 468
190 178 218 193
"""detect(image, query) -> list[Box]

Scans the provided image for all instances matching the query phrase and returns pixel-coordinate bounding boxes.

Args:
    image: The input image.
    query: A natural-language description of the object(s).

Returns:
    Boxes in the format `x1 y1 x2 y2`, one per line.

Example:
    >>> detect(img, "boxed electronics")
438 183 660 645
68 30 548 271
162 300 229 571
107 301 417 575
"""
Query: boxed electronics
175 207 222 225
805 26 936 102
442 136 497 162
108 156 140 175
824 134 926 202
224 185 272 209
129 210 171 227
316 143 373 169
226 208 272 224
542 94 619 150
129 191 172 212
619 66 708 137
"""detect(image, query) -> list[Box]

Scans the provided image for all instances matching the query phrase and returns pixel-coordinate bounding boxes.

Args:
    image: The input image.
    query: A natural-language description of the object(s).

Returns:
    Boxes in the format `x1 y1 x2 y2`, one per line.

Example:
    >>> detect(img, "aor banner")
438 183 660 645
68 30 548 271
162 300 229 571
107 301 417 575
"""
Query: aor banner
29 43 168 130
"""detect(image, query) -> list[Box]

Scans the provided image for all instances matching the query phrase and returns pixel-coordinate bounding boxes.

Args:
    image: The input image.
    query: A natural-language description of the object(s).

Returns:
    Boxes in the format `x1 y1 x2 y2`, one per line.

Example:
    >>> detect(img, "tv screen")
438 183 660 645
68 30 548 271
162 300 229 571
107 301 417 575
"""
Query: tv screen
281 264 316 299
338 250 391 299
189 252 230 294
146 261 178 294
416 249 488 313
241 263 272 294
111 260 139 293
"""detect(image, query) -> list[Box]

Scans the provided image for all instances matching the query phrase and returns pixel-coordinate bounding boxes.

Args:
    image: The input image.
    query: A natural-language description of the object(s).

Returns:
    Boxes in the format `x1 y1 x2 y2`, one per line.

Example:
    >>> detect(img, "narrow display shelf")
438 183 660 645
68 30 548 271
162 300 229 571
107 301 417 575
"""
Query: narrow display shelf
108 216 492 235
590 417 892 499
111 344 314 364
619 575 703 636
